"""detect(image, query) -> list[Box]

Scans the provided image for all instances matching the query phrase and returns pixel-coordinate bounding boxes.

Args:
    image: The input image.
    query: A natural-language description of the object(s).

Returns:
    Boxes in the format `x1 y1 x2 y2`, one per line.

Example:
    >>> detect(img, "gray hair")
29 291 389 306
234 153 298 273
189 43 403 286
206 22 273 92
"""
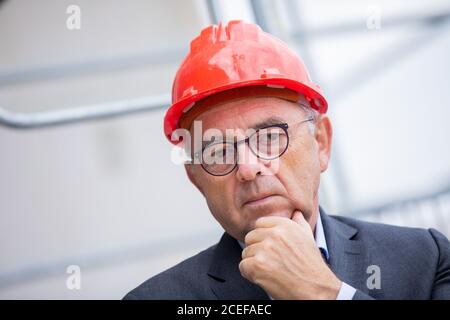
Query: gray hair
298 102 320 134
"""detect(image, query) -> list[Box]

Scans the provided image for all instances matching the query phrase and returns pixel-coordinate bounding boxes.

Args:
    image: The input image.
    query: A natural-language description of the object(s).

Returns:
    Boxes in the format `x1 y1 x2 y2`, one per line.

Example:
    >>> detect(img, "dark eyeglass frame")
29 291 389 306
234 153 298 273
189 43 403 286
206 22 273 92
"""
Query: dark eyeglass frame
193 117 315 176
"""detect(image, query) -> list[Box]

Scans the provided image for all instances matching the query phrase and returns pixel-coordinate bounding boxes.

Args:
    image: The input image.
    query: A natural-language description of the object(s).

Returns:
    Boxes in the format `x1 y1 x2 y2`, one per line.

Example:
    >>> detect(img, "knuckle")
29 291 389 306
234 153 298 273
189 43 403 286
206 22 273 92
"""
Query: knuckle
239 260 248 275
262 239 273 252
240 260 255 280
254 253 266 268
271 227 284 241
244 230 256 244
255 217 267 227
241 247 248 258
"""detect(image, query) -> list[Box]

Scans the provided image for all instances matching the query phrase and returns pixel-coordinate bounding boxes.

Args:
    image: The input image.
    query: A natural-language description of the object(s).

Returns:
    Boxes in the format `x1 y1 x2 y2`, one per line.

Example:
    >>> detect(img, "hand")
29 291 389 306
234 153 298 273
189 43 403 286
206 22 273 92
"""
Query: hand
239 211 342 299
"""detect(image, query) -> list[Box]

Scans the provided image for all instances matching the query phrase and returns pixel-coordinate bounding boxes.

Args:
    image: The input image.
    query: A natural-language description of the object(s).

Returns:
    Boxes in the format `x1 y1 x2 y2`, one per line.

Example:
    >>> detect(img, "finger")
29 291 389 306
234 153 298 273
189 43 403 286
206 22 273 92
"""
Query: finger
244 228 271 246
239 257 255 281
291 210 308 226
292 210 315 238
255 215 289 228
241 243 259 259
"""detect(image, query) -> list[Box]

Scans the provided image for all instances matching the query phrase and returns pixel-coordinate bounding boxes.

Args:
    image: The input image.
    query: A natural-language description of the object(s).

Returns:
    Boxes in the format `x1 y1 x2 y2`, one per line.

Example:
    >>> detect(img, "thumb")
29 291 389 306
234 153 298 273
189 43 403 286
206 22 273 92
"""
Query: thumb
291 210 306 225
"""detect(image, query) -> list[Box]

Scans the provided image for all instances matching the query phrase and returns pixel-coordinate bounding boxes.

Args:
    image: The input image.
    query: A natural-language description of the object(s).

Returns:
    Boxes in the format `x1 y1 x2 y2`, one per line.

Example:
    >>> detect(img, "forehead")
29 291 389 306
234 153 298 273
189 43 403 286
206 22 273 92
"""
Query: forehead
192 97 305 132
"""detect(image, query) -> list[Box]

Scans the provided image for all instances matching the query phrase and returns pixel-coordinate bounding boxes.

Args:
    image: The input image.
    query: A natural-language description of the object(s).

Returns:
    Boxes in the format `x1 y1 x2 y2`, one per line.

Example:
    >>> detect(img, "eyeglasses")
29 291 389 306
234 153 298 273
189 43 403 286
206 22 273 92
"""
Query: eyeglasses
192 117 315 176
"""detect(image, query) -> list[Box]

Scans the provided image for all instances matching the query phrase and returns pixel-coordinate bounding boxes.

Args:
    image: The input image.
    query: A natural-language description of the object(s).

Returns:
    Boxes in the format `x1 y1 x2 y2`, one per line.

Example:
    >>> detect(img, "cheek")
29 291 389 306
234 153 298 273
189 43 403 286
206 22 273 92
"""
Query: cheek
200 177 240 220
205 184 232 209
283 138 317 172
277 139 320 199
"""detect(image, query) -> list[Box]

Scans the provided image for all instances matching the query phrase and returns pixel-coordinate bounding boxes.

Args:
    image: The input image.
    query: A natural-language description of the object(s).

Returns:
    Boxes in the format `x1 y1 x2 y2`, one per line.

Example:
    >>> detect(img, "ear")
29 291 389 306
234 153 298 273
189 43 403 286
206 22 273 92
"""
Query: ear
184 163 205 196
314 115 333 173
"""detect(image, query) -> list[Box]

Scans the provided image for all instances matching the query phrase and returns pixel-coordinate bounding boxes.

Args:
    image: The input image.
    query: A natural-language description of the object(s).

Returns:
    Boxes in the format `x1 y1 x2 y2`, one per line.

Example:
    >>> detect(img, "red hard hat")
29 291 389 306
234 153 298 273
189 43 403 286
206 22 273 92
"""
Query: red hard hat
164 20 328 144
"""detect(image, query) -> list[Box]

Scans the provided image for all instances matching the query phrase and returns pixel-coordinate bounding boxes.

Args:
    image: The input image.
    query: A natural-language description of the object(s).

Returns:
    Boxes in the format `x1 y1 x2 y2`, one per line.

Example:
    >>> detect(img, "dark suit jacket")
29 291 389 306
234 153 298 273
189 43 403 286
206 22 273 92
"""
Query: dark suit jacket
123 208 450 300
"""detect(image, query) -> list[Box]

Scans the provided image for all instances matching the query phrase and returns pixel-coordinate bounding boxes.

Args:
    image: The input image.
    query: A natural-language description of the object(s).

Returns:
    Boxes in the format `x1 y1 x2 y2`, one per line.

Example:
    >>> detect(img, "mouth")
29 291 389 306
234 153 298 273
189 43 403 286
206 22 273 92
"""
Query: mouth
243 194 279 207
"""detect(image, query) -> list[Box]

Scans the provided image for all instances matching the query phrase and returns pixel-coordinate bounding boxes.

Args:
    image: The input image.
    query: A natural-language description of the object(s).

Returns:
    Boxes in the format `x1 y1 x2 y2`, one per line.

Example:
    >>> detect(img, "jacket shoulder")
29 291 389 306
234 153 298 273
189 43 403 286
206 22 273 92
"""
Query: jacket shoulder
331 214 450 299
123 243 218 300
331 214 445 260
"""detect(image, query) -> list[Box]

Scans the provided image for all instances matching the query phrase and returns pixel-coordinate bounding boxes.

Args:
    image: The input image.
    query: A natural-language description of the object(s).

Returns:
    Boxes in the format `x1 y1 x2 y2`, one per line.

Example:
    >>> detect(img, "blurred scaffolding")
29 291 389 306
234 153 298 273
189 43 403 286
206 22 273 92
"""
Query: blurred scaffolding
0 0 449 298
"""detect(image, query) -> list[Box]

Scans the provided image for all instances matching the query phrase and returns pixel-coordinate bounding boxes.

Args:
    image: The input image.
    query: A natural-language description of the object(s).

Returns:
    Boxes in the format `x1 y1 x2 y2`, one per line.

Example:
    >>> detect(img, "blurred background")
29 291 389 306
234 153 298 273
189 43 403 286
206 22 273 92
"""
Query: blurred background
1 0 450 299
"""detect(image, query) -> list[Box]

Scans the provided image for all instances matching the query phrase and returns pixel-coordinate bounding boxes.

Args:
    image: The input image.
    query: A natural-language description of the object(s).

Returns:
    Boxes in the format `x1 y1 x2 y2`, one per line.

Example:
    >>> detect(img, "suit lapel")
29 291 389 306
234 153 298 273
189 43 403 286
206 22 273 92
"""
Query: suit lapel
207 232 270 300
320 207 370 294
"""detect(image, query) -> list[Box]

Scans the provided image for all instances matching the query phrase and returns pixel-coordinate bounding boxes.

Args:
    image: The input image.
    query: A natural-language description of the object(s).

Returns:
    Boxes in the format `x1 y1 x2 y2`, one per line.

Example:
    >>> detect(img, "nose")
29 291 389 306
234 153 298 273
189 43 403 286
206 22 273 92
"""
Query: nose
235 142 267 182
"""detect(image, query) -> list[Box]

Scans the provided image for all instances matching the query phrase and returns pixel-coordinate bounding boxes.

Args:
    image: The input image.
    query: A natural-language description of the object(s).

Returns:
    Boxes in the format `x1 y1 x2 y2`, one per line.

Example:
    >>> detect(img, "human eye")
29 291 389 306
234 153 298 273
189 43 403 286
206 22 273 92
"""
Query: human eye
259 127 285 143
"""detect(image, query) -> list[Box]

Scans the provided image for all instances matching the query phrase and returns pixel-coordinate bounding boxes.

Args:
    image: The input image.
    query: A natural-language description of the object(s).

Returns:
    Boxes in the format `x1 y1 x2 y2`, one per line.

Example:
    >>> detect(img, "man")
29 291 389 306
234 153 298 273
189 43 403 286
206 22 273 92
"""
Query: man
124 21 450 300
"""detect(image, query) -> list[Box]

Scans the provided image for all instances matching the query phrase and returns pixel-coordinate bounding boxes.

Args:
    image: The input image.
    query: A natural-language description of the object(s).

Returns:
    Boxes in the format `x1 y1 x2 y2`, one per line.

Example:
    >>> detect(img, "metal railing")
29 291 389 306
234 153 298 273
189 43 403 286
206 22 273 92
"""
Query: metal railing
0 94 170 129
346 183 450 237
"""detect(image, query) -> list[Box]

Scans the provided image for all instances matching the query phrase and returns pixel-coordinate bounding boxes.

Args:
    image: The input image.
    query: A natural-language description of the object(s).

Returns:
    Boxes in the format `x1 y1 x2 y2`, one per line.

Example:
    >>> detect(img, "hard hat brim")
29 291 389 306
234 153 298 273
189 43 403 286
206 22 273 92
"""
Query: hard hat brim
164 77 327 144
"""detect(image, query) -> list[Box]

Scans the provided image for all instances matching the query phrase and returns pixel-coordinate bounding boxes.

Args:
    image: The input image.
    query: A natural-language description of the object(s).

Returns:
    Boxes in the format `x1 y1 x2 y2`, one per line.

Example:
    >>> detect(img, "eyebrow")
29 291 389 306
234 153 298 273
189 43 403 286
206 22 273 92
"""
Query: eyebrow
197 116 288 152
251 116 287 130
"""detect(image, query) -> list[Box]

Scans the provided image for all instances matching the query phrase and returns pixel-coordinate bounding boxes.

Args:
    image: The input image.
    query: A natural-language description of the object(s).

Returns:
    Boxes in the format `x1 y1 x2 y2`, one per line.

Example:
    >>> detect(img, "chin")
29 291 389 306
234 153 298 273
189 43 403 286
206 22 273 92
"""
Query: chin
245 202 292 218
245 209 292 230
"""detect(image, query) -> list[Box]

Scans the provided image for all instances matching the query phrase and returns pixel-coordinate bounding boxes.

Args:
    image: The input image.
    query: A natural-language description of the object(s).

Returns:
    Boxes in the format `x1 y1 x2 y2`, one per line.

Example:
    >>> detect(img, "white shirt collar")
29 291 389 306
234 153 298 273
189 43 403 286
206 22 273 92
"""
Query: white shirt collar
315 210 329 261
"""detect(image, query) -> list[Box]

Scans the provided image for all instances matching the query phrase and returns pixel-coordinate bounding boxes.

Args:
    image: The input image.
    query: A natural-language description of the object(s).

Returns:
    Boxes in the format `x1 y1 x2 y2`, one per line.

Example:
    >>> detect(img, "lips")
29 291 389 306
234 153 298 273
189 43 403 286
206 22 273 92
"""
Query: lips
242 193 279 207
